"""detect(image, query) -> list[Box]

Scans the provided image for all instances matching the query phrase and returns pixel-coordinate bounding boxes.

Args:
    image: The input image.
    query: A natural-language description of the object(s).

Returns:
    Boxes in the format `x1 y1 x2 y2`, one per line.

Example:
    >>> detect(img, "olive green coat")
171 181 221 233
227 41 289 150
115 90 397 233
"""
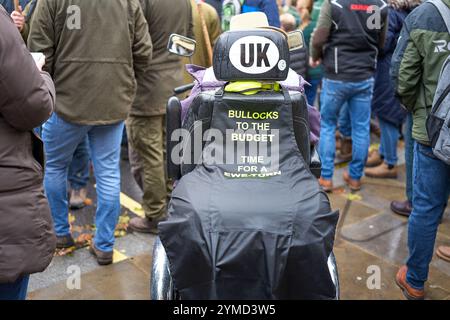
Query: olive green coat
131 0 193 116
28 0 153 125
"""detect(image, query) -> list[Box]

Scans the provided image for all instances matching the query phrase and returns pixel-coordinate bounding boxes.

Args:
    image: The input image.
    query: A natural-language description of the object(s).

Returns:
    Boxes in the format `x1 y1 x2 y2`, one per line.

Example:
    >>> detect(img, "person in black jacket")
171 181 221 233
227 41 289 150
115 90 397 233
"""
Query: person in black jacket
310 0 388 192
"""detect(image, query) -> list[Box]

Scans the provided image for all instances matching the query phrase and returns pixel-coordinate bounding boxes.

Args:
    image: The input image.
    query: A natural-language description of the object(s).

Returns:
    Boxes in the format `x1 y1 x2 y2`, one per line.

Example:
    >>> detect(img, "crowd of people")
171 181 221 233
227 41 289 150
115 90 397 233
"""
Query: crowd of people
0 0 449 301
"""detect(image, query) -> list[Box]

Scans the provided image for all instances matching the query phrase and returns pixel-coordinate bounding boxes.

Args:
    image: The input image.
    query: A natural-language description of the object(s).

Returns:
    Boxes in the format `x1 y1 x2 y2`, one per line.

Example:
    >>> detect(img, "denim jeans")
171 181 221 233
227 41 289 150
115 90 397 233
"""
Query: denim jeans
404 114 414 202
0 275 29 300
319 77 374 180
406 142 450 289
68 137 90 190
305 77 321 106
378 118 399 166
338 103 351 138
43 113 124 252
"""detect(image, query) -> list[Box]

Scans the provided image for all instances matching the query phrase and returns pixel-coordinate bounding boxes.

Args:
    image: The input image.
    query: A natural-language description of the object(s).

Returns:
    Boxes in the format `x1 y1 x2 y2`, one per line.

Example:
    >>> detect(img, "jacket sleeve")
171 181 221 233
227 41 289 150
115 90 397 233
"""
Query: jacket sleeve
261 0 281 27
378 8 389 50
382 9 398 55
131 0 153 83
0 8 55 131
27 0 56 76
390 20 422 112
310 0 332 61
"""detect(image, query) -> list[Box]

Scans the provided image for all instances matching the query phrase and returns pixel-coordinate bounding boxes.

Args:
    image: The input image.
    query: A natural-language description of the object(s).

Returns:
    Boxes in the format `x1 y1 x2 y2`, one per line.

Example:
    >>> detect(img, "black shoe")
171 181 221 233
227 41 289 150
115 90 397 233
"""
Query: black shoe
89 243 113 266
56 234 75 249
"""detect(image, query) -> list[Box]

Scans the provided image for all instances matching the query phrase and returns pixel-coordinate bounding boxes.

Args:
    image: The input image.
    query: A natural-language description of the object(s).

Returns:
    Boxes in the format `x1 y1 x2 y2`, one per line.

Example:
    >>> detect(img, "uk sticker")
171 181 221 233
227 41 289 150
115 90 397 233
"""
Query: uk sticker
229 36 280 74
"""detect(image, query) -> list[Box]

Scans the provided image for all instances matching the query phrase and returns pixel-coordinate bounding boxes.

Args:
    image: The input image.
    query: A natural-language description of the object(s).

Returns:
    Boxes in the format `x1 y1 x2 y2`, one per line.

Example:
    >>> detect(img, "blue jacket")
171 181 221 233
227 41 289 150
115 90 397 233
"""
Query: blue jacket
372 7 410 126
0 0 29 13
242 0 280 27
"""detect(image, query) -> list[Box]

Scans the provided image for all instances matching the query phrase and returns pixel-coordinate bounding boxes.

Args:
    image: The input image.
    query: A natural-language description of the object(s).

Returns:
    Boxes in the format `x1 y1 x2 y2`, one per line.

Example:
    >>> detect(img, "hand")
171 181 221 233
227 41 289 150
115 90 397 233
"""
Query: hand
11 6 25 32
35 54 46 72
309 57 321 68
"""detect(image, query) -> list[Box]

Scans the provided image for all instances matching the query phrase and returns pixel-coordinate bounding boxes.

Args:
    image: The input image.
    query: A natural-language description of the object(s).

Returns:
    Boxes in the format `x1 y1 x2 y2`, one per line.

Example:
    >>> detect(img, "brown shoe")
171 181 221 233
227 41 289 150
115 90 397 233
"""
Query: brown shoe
56 234 75 249
436 246 450 263
89 243 113 266
395 265 425 300
343 171 362 192
365 162 398 179
391 200 412 217
319 177 333 192
70 187 88 210
366 149 383 167
128 216 164 234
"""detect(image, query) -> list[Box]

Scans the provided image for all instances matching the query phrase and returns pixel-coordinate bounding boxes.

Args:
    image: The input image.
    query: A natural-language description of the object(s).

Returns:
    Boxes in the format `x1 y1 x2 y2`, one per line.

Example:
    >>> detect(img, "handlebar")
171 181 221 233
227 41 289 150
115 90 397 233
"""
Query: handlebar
173 83 195 95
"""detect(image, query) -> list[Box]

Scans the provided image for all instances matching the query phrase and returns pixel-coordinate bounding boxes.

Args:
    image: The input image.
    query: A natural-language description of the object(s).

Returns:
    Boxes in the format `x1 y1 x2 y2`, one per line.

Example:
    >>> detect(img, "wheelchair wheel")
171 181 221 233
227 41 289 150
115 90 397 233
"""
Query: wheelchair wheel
150 237 178 300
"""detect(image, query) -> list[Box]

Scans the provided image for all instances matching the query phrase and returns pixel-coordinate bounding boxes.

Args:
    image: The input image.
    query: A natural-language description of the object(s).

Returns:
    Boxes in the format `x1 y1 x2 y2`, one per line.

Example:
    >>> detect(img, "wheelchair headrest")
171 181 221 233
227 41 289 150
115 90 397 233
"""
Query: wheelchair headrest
213 29 290 82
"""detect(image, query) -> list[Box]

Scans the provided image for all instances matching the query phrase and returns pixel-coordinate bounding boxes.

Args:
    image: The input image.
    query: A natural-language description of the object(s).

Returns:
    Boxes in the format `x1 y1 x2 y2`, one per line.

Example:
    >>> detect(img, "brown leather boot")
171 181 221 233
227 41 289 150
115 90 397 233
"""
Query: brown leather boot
395 265 425 300
343 171 362 191
390 200 412 217
366 149 383 167
436 246 450 263
319 177 333 193
365 162 398 179
128 216 164 234
89 243 113 266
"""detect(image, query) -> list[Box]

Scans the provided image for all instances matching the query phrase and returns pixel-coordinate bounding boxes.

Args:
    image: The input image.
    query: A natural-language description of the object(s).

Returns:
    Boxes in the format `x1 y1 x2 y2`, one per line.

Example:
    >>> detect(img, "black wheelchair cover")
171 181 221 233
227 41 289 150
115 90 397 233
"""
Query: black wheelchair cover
158 88 339 300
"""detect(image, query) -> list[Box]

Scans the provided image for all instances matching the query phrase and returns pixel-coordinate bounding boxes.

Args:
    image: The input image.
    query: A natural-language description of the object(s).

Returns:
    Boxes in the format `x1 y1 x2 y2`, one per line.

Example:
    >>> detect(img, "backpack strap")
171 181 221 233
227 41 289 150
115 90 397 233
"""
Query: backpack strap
429 0 450 34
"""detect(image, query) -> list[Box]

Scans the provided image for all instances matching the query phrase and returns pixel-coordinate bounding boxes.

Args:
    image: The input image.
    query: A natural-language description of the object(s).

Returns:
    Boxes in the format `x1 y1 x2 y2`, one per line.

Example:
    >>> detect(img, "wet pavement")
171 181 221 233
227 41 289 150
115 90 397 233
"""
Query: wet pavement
27 143 450 300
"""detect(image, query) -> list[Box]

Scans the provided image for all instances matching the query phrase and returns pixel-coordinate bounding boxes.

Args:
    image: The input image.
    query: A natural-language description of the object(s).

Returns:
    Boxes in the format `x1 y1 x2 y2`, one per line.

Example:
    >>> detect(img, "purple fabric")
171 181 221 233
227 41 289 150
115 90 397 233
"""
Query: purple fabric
181 64 320 145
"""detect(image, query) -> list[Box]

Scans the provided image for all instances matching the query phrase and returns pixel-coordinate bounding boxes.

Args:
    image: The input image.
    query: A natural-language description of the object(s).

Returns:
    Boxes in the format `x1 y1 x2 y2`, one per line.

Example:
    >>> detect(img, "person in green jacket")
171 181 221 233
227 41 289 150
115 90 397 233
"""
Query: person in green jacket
126 0 193 234
28 0 153 265
391 0 450 300
10 0 92 211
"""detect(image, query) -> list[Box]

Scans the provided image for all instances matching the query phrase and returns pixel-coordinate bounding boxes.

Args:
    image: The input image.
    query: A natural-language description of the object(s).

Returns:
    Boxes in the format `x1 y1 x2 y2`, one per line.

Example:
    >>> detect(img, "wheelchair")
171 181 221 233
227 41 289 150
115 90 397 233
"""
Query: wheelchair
151 27 340 300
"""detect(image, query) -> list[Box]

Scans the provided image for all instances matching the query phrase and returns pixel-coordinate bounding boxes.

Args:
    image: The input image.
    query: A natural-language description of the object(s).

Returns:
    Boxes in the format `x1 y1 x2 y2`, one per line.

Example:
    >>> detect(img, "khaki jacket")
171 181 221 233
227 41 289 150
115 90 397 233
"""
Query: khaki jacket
131 0 193 116
28 0 153 125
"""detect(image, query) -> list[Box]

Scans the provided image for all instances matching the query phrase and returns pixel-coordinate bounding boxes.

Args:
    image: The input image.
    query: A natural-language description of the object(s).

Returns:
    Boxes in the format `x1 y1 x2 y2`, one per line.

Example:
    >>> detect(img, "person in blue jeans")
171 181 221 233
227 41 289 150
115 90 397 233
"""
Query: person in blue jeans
28 0 153 265
318 78 374 191
391 0 450 299
365 0 415 179
406 143 450 293
310 0 388 192
42 115 124 261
